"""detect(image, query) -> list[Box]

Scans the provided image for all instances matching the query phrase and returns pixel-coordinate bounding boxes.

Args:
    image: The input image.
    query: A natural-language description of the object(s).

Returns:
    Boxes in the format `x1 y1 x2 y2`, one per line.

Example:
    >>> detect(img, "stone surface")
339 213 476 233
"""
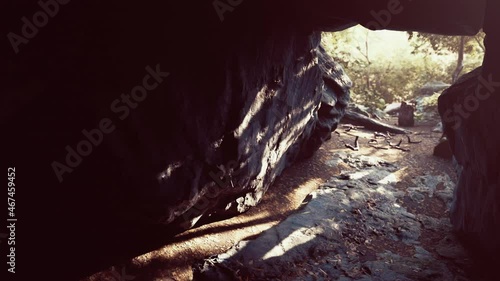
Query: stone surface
195 152 472 280
432 122 444 133
384 102 402 115
438 67 500 263
5 2 354 278
433 138 453 159
419 81 452 96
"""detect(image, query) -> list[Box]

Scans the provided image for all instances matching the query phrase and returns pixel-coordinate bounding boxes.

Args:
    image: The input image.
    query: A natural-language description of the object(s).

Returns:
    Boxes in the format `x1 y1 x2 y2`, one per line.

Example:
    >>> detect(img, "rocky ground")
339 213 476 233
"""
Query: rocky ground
194 120 492 281
84 119 491 281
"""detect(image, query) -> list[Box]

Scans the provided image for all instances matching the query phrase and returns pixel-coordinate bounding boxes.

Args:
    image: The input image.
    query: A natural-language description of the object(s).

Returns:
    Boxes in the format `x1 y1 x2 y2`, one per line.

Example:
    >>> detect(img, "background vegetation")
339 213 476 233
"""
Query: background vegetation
321 26 485 111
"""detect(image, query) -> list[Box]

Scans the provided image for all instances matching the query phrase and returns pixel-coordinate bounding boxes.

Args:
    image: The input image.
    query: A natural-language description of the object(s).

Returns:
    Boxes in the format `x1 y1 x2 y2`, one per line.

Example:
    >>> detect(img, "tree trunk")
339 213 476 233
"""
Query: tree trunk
452 36 466 82
341 111 409 134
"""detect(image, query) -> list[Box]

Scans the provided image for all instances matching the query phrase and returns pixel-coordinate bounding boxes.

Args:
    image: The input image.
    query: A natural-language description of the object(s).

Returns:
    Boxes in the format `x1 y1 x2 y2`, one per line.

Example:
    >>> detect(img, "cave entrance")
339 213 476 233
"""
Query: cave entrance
85 26 490 281
322 25 485 123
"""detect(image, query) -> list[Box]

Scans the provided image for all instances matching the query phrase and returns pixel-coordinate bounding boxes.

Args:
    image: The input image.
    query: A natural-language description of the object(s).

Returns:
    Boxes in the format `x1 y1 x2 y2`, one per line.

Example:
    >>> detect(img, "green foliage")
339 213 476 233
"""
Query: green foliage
408 32 485 55
321 26 485 111
420 92 441 111
413 92 442 121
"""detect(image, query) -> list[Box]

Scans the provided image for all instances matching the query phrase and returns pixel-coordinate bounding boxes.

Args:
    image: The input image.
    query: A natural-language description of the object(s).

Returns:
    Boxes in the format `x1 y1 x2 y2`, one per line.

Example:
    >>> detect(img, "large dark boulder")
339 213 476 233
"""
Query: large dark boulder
420 81 452 96
438 67 500 263
437 0 500 267
4 1 353 278
433 138 453 159
171 39 352 229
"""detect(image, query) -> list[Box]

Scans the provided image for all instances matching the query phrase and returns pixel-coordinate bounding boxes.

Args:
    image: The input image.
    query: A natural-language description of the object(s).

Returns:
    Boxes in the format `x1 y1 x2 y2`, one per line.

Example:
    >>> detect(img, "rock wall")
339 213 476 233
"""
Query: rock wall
4 1 352 278
438 0 500 264
438 68 500 261
166 33 351 230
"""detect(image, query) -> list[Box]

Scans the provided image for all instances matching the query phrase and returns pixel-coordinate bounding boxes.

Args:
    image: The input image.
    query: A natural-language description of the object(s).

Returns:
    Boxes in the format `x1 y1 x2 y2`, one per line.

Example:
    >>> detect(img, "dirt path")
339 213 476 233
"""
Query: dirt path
85 120 483 281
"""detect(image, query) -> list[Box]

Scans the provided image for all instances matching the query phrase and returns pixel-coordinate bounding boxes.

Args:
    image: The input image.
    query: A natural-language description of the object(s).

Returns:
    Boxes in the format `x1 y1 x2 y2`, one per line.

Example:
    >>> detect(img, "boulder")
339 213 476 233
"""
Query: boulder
419 81 451 96
4 3 353 278
438 67 500 263
433 138 453 159
433 122 444 133
384 102 402 115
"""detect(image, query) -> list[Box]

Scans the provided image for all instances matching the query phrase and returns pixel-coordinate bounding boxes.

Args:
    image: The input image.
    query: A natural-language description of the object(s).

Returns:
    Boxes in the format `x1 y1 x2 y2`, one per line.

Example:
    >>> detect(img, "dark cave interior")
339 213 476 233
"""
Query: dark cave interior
2 1 499 280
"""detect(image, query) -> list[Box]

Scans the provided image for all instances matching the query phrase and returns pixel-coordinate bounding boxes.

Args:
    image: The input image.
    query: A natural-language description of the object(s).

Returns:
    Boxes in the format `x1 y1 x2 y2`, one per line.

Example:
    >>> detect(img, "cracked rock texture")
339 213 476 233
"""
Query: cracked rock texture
5 2 354 278
196 152 475 281
438 67 500 262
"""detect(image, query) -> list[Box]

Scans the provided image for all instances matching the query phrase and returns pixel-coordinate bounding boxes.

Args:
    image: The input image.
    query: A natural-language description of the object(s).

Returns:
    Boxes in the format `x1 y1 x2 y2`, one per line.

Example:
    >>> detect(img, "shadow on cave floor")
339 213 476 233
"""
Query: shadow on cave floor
82 126 341 280
84 118 493 281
